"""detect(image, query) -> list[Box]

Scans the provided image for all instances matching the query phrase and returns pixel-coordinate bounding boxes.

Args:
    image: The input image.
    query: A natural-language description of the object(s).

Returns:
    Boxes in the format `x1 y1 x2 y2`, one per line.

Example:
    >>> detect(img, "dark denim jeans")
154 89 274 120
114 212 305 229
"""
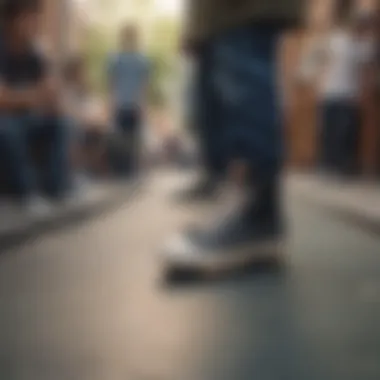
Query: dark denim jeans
319 100 360 176
0 113 70 198
115 107 141 135
110 107 141 176
195 23 284 182
195 23 285 227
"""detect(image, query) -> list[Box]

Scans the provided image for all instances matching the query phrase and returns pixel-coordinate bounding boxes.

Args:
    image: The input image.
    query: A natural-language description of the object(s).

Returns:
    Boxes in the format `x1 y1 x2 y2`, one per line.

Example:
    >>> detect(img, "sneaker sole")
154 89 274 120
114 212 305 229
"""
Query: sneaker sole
161 239 285 275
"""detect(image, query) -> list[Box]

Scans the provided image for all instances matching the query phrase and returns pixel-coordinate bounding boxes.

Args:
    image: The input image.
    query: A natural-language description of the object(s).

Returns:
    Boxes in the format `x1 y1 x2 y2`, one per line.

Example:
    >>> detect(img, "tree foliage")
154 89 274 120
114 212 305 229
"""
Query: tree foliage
146 17 180 106
82 25 111 93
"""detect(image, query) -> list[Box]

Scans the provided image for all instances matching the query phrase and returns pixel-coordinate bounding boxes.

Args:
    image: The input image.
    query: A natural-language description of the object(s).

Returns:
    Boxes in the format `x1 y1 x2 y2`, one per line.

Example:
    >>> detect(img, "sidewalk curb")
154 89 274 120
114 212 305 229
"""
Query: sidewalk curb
0 181 143 254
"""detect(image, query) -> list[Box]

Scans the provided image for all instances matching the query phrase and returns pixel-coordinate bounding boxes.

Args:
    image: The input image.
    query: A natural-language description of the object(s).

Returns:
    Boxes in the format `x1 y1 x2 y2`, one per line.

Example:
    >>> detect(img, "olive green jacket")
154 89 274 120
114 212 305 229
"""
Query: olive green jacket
185 0 305 42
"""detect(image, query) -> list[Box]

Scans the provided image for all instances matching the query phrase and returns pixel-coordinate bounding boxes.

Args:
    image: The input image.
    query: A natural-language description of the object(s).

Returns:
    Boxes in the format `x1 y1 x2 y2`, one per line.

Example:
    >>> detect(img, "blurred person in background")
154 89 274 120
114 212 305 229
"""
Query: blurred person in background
163 0 304 270
106 24 150 177
298 1 376 177
0 0 70 215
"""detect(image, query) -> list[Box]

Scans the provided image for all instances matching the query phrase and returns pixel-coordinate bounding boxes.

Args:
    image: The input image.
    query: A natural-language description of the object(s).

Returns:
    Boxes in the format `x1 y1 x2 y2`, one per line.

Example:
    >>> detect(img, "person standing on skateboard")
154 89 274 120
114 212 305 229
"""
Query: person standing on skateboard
164 0 305 270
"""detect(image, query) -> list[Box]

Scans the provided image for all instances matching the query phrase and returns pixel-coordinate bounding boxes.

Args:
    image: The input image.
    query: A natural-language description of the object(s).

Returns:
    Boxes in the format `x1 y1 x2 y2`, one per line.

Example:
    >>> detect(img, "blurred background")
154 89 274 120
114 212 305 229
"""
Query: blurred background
0 1 379 379
32 0 379 173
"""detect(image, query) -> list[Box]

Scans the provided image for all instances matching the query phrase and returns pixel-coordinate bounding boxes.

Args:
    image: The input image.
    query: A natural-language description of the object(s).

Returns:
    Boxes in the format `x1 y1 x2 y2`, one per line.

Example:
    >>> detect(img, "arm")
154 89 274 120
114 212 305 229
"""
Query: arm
0 83 38 111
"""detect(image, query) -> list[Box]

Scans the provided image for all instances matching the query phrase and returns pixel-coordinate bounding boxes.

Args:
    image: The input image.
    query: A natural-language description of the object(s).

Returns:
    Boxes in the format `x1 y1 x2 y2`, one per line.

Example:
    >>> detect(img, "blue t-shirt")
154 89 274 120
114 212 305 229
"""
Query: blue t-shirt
107 51 149 110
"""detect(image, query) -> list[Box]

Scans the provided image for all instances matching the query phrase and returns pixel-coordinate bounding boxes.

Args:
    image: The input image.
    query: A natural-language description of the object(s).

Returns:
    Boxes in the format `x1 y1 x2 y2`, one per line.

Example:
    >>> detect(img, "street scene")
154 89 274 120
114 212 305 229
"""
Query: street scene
1 170 380 380
0 0 380 379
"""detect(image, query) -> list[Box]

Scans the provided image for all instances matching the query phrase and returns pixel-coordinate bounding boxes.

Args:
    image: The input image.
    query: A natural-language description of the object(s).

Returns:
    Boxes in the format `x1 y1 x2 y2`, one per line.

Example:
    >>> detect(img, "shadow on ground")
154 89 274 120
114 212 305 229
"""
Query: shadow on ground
161 258 285 289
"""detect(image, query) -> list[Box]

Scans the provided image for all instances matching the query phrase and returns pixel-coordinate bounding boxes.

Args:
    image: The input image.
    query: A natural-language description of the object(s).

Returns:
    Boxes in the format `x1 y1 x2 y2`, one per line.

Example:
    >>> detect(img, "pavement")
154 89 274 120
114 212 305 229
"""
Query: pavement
290 173 380 231
0 169 379 380
0 179 142 253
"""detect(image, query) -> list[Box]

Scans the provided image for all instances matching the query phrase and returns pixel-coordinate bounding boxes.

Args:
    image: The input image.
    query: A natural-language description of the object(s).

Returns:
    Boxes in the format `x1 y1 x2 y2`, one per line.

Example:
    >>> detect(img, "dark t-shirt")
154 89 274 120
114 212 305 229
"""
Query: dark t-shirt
0 41 47 88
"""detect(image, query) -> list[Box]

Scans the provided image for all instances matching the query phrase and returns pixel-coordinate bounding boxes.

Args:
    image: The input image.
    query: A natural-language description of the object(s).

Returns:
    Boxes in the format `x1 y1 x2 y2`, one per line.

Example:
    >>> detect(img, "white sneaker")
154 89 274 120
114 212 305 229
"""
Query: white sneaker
24 196 53 218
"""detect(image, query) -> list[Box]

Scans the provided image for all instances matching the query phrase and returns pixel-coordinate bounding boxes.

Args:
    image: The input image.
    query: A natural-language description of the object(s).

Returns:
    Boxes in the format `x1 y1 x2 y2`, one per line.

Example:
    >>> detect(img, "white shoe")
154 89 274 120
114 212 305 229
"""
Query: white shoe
24 196 53 218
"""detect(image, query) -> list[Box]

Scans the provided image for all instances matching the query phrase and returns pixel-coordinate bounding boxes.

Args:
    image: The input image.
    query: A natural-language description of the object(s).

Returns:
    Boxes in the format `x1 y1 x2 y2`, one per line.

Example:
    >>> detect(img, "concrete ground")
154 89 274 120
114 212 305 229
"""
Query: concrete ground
291 173 380 229
0 170 379 380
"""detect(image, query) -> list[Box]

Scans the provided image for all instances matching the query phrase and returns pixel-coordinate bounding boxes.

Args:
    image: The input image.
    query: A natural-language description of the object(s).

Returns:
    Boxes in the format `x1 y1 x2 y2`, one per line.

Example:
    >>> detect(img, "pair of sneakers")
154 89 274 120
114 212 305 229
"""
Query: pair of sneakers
22 184 87 218
163 177 284 272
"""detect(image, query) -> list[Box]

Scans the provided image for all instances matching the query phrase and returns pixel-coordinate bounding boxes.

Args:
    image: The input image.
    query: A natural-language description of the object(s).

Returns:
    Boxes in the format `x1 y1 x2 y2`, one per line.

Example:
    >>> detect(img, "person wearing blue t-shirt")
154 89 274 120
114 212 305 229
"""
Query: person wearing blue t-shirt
107 25 150 176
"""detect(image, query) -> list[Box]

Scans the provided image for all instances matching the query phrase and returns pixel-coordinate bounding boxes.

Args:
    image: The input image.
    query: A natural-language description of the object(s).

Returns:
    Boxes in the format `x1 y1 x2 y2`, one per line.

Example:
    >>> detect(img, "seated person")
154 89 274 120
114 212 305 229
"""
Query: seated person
0 1 70 215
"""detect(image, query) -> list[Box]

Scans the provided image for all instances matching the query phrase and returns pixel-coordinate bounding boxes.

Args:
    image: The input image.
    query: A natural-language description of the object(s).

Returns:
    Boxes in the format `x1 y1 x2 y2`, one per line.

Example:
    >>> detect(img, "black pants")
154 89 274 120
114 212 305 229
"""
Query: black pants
319 100 361 176
110 108 141 176
116 107 141 134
